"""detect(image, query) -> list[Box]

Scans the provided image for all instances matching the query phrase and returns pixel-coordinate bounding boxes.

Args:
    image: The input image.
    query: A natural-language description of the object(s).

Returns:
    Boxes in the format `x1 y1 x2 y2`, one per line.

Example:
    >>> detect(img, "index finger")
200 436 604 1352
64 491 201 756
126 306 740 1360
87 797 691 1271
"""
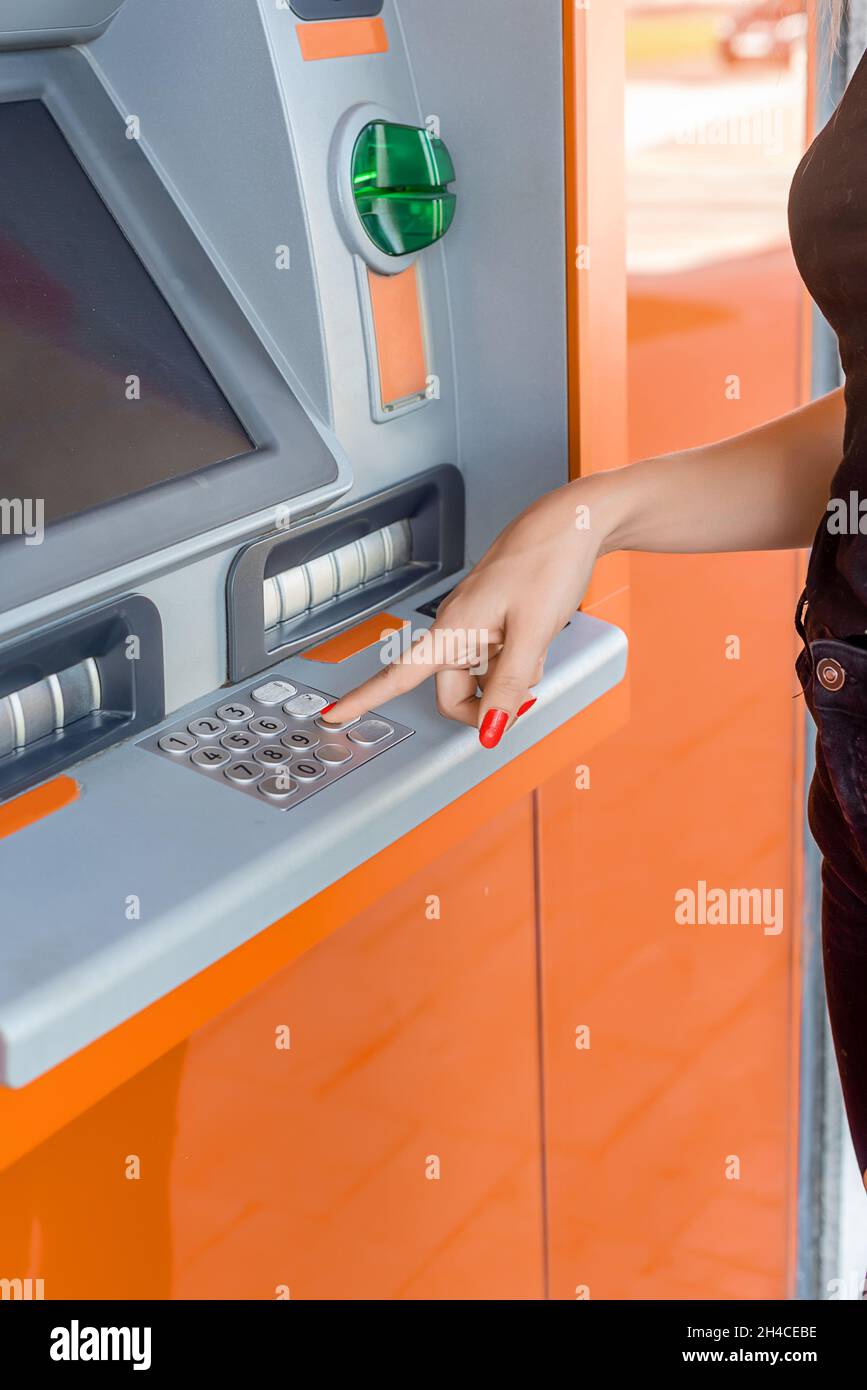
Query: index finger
323 621 500 724
321 624 466 724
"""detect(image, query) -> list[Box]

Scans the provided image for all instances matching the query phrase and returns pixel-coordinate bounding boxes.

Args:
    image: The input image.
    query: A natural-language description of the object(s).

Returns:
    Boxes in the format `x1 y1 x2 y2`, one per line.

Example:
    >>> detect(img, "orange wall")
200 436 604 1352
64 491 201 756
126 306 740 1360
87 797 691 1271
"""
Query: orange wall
539 0 807 1299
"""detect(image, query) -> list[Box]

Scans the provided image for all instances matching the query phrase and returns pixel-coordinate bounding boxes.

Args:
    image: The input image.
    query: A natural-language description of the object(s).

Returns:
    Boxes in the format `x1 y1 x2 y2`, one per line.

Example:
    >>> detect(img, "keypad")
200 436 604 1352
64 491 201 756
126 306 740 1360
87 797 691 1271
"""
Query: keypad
141 677 413 811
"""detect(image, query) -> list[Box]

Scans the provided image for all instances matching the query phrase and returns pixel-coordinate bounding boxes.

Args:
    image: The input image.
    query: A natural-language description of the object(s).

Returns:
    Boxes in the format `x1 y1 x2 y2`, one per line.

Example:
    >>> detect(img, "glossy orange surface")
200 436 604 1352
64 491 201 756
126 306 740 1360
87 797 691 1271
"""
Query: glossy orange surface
539 0 808 1299
0 800 545 1299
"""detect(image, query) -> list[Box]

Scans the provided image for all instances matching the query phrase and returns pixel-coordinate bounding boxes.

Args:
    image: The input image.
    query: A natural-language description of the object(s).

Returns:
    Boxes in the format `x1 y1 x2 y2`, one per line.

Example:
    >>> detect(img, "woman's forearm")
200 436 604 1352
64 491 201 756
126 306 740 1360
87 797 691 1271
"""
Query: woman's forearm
327 392 846 729
586 386 845 557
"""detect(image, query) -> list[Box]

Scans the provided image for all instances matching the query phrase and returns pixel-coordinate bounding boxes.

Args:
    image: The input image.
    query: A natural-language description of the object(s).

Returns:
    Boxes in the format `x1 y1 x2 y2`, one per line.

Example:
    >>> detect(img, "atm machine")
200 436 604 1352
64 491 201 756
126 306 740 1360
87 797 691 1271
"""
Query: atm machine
0 0 627 1299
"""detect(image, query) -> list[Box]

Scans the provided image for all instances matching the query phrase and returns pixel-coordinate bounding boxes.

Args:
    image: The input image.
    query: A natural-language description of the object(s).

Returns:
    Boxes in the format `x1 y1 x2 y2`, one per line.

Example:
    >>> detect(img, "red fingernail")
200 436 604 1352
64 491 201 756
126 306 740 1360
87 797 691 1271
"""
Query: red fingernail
320 703 336 714
479 709 509 749
517 699 537 718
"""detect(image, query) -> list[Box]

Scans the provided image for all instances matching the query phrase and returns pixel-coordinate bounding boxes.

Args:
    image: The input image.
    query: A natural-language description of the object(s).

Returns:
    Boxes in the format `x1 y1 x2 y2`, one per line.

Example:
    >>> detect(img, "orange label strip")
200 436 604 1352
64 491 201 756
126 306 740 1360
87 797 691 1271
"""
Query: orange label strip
0 775 79 841
367 266 428 406
302 612 407 665
296 17 388 62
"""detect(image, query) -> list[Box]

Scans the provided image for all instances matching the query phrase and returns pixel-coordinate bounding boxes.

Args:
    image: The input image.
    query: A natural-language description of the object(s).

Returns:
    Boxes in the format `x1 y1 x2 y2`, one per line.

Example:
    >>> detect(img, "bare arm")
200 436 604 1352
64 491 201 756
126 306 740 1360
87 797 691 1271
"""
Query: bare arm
323 388 845 740
595 386 844 556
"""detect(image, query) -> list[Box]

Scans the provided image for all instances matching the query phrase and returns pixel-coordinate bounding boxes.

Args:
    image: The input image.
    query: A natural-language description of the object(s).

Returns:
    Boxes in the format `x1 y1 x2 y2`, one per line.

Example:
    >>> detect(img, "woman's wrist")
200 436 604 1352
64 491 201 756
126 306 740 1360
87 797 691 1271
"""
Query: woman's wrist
566 466 641 558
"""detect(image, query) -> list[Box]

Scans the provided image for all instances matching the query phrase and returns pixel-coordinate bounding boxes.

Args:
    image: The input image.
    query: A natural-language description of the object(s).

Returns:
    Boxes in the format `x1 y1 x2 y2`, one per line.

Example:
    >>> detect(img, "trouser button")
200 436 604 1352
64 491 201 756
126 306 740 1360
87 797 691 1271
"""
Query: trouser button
817 657 845 691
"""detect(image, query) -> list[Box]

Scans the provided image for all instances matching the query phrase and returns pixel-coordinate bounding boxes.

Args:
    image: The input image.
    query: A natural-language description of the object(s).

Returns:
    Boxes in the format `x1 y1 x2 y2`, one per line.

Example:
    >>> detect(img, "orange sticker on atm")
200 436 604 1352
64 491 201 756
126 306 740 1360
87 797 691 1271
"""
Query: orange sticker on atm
368 265 428 407
302 613 407 664
0 775 79 841
296 18 388 62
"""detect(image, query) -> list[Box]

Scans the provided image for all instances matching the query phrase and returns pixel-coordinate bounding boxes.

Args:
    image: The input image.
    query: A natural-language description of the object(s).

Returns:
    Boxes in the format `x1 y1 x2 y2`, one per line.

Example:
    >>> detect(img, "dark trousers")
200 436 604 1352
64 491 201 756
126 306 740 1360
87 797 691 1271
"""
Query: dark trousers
798 598 867 1179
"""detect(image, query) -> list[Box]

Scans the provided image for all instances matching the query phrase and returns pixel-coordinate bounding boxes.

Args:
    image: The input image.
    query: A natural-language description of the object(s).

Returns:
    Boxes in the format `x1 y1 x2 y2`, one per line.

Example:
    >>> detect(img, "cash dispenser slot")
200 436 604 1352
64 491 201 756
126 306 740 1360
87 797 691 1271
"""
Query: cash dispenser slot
262 520 413 631
228 465 465 681
0 596 164 802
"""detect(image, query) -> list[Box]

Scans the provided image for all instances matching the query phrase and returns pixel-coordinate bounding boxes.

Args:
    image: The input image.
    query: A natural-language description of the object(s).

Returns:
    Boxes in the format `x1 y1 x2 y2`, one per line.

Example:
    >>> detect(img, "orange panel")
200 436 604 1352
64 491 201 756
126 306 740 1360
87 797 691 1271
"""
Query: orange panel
302 612 406 664
0 776 78 840
563 1 629 621
542 0 809 1300
0 799 545 1299
296 17 388 62
367 265 428 407
563 0 627 484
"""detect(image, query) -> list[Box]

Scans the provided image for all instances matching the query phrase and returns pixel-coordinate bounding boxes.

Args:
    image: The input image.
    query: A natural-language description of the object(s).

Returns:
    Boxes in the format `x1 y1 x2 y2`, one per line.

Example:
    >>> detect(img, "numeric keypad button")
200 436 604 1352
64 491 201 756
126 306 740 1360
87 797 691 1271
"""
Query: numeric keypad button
250 716 286 739
221 730 260 753
191 747 231 770
283 692 330 719
217 703 254 724
292 758 327 782
188 716 226 739
318 743 352 765
258 773 298 801
281 730 319 752
252 680 298 705
254 745 292 767
348 719 394 746
224 760 263 784
159 732 197 755
315 714 360 732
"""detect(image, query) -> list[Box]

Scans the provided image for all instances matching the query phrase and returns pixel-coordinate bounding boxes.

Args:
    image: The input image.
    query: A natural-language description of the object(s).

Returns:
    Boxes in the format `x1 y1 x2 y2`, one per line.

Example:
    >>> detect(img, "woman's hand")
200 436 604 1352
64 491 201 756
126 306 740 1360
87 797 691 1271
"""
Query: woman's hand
321 475 616 749
317 387 843 745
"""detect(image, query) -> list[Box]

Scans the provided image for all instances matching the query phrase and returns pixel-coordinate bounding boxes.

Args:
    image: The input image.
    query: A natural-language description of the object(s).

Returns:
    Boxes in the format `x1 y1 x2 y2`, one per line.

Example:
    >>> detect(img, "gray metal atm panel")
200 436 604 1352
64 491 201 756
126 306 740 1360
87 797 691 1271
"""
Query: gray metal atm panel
0 600 627 1087
87 0 569 561
0 1 122 49
397 0 570 560
88 0 460 506
87 0 345 426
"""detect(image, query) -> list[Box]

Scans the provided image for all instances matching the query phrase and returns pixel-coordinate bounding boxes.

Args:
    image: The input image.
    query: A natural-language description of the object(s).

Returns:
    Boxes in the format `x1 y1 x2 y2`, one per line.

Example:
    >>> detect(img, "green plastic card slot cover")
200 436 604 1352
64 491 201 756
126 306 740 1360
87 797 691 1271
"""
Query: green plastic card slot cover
352 121 457 257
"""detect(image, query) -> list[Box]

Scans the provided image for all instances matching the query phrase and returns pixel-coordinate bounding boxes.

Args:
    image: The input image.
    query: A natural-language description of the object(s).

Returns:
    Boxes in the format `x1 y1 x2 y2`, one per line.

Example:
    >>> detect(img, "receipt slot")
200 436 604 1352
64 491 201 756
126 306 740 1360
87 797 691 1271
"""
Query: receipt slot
0 0 627 1300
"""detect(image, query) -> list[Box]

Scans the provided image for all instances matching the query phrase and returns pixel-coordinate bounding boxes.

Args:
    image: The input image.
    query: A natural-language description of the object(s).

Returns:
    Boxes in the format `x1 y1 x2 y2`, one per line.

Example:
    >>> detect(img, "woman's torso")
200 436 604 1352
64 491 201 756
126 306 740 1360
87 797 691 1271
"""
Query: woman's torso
790 48 867 640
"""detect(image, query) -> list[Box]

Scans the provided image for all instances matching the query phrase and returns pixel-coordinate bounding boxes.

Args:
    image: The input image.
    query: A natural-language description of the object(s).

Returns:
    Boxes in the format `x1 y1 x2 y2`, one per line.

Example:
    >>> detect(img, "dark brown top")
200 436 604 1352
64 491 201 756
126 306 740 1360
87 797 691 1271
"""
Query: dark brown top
790 49 867 639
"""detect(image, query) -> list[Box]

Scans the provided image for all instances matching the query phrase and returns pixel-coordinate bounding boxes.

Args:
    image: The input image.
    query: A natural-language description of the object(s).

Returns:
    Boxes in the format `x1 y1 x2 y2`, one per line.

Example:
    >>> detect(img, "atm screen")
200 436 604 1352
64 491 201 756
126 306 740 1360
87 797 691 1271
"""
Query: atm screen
0 99 254 534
